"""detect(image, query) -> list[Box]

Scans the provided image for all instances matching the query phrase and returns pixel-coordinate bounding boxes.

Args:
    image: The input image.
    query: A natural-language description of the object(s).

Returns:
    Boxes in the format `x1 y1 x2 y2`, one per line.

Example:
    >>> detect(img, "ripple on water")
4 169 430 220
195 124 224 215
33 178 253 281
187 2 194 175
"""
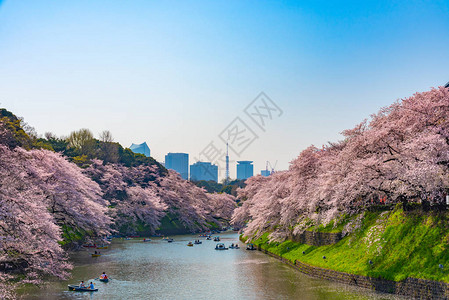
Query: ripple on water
20 232 406 300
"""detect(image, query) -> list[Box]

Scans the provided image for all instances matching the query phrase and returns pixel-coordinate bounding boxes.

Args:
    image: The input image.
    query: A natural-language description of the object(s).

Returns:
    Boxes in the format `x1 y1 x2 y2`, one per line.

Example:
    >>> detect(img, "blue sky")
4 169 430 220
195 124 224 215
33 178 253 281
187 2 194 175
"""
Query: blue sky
1 0 448 179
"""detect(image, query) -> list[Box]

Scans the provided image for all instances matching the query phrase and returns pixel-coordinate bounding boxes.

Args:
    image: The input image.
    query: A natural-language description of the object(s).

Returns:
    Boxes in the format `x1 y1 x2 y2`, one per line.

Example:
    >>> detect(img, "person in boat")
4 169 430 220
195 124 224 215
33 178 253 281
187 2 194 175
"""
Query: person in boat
94 251 97 254
100 272 108 279
79 281 86 288
89 282 95 290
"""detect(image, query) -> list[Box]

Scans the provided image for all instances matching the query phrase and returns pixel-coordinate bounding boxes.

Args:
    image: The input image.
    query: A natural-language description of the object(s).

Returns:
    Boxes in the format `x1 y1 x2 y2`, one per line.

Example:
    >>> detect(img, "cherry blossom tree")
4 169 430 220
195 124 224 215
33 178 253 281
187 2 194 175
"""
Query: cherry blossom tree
233 86 449 242
0 145 71 295
85 160 166 234
208 192 237 222
20 149 111 238
0 112 238 298
85 162 236 234
157 170 216 231
115 186 167 234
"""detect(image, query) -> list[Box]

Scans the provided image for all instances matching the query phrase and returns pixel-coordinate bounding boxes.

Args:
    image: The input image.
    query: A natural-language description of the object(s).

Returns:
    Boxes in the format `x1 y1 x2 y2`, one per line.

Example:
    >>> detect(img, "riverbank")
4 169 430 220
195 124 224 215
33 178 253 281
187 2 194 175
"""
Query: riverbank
244 206 449 298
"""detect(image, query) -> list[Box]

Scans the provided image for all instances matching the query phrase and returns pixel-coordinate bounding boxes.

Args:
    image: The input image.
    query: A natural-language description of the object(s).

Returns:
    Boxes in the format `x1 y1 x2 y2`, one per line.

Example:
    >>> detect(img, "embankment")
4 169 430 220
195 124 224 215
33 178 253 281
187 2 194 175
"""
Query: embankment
244 207 449 299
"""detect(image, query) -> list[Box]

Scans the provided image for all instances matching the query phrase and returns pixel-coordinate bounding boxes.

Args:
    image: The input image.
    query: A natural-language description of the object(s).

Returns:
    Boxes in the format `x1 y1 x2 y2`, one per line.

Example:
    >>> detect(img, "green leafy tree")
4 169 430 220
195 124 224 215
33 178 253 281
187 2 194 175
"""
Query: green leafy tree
99 130 119 163
67 128 96 157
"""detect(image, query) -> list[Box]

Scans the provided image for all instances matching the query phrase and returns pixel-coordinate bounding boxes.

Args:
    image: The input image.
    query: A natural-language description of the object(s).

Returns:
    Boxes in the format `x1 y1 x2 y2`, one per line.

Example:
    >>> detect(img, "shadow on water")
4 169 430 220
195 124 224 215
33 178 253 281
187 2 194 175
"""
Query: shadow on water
20 233 404 300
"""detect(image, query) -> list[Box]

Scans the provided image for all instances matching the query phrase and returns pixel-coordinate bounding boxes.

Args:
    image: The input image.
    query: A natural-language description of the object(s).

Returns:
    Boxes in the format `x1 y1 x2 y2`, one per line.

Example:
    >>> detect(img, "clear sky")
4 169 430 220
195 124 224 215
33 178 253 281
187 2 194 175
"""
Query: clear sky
1 0 448 180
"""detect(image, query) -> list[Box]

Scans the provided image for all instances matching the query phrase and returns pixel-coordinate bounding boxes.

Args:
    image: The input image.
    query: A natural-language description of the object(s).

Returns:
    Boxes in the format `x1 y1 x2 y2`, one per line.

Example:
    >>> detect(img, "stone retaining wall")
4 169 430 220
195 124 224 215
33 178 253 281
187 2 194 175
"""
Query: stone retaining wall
259 247 449 299
290 231 342 246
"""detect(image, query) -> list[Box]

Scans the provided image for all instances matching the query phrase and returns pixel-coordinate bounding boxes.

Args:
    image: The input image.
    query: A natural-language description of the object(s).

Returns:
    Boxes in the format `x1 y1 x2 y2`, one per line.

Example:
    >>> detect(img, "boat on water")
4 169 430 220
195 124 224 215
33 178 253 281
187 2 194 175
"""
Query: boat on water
91 253 101 257
124 237 131 240
246 243 257 250
67 285 98 292
229 244 240 249
187 242 194 247
213 237 220 242
99 278 109 283
143 238 151 242
194 240 202 244
206 236 211 240
167 238 174 243
96 245 108 249
215 243 228 250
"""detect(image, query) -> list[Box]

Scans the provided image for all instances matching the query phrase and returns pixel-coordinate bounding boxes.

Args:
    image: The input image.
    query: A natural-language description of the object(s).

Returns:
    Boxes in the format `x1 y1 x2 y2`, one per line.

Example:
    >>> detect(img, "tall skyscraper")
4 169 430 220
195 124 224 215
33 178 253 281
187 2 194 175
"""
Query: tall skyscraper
129 142 151 157
190 162 218 182
165 153 189 180
237 161 254 180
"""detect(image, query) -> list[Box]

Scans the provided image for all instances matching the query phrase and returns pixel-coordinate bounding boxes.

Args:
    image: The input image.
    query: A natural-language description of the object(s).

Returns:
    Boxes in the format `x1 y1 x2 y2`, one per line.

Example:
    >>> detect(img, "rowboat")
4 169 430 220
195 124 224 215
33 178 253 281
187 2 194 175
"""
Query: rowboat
187 242 193 247
246 243 257 250
96 246 108 249
99 278 109 283
91 253 101 257
215 243 228 250
68 285 98 292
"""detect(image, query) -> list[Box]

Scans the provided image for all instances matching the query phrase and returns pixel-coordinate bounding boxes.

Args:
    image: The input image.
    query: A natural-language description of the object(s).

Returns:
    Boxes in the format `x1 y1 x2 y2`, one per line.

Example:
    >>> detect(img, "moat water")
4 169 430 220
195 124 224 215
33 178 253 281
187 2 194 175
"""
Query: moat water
22 232 403 299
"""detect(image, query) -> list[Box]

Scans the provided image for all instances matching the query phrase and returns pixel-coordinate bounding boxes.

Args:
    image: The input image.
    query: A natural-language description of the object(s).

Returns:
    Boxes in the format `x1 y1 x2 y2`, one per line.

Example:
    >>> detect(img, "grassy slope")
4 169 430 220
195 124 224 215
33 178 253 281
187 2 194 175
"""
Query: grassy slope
59 225 91 247
252 207 449 283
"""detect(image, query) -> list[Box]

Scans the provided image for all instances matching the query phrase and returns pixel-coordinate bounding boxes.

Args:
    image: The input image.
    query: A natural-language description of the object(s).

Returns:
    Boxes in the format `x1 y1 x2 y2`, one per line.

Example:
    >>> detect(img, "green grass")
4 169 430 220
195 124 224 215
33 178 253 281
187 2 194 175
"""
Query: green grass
206 221 220 230
59 225 89 246
156 214 186 233
251 207 449 283
306 215 353 233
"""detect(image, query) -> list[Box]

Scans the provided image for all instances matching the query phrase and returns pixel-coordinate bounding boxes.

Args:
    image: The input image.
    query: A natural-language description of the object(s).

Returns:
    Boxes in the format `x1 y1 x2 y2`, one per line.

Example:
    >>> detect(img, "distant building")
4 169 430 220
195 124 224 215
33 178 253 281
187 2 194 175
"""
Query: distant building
237 161 254 180
261 170 271 177
165 153 189 180
129 142 151 157
190 162 218 182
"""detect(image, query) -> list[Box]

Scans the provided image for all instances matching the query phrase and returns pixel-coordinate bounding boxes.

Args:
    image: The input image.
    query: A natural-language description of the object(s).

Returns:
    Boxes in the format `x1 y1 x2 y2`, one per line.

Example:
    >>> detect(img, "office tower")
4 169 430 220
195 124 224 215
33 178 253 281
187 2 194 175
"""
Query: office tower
237 161 254 180
165 152 189 180
190 162 218 182
129 142 151 157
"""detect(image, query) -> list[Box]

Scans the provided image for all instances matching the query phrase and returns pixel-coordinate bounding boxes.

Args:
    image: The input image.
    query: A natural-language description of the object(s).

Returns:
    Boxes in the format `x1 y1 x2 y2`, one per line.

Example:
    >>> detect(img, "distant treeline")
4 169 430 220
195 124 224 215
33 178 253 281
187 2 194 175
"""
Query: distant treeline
192 179 246 198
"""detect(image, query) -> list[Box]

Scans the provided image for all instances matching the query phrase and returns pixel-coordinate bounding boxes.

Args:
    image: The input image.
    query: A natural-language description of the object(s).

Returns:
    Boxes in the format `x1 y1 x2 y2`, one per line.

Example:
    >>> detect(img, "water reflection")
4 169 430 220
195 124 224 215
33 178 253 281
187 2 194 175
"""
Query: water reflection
21 233 402 300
